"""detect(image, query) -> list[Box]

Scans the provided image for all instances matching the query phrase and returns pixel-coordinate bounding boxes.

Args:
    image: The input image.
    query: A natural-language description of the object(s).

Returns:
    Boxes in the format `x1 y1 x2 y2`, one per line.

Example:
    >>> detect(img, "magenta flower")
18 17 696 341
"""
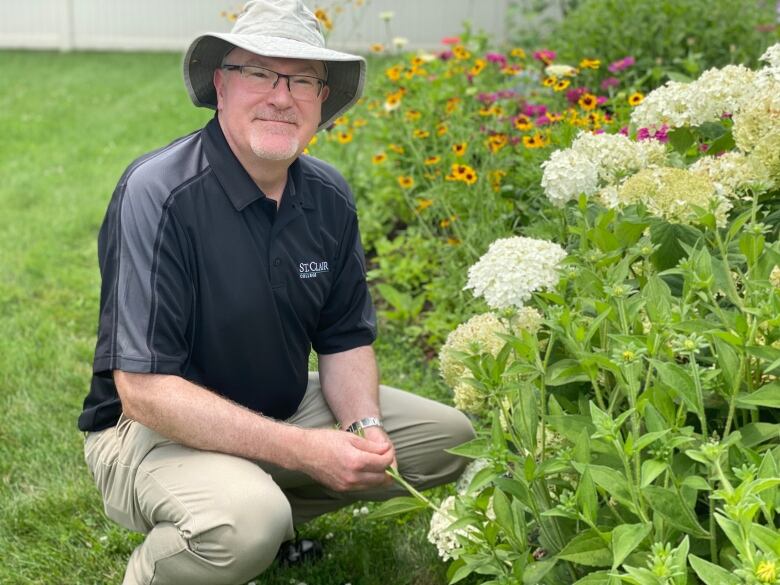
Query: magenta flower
485 52 508 67
636 127 652 141
597 96 608 105
522 103 547 117
600 76 620 90
439 50 454 61
607 56 636 73
619 126 629 136
566 87 588 104
532 49 556 63
535 115 551 127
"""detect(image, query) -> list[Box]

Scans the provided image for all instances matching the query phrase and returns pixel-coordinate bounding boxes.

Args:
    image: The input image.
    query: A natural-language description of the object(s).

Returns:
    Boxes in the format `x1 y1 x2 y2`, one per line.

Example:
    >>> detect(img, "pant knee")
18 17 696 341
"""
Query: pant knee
190 488 294 580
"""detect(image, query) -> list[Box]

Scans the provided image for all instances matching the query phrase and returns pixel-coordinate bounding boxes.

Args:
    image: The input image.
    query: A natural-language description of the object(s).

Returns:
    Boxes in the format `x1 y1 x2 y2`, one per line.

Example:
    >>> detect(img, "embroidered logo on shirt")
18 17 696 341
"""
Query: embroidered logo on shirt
299 260 329 279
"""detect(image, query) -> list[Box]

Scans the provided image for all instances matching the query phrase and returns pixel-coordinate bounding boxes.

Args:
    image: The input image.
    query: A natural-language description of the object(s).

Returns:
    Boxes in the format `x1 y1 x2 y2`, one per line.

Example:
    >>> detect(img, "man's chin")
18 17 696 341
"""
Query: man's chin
250 138 300 162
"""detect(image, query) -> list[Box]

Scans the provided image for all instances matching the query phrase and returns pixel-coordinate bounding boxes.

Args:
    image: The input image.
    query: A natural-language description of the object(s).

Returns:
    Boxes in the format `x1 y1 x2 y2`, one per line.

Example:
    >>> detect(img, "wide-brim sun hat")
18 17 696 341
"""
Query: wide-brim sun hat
183 0 366 131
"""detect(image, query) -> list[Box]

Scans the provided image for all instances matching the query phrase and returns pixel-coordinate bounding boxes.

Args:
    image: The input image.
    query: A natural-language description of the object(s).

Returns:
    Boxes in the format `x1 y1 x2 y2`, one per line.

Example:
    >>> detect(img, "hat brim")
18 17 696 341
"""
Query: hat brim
183 33 365 131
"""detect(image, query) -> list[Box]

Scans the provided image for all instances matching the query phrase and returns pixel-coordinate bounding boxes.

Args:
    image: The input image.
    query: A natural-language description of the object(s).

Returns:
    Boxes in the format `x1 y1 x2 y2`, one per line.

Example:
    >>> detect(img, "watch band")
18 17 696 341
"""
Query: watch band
345 416 384 434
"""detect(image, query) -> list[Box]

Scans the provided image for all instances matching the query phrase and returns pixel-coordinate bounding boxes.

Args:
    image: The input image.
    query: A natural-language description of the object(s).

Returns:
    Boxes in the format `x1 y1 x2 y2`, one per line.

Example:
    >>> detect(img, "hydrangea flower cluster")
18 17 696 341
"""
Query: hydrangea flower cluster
690 152 770 200
630 65 756 131
541 132 666 206
427 490 496 560
617 167 727 225
464 237 567 309
439 309 543 414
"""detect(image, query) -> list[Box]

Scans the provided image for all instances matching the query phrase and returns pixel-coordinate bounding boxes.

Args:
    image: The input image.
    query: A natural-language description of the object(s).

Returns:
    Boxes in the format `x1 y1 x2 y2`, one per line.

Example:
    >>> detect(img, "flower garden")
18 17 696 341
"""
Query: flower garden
306 4 780 584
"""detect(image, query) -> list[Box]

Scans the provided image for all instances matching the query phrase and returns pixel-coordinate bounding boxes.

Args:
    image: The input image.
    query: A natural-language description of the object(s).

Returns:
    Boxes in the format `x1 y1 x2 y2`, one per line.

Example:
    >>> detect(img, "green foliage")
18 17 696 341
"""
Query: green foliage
548 0 778 83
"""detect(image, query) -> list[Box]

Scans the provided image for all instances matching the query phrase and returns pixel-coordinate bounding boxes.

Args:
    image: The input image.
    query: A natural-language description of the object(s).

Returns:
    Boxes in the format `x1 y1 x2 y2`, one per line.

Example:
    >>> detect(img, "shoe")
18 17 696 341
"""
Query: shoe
275 537 324 567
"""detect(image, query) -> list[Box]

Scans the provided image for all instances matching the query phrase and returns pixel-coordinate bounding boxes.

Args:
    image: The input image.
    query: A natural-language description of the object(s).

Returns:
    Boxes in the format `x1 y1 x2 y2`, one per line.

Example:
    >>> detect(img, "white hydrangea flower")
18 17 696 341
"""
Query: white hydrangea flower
540 147 599 206
770 265 780 288
732 80 780 153
630 65 756 131
465 237 567 309
456 458 491 495
427 496 461 561
545 64 577 77
541 132 666 206
760 42 780 70
690 152 771 199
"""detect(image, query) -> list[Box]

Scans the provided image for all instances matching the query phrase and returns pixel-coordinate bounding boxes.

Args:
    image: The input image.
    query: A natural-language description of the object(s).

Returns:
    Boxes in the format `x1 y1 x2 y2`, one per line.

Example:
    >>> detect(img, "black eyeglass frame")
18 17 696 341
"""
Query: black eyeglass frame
221 63 327 100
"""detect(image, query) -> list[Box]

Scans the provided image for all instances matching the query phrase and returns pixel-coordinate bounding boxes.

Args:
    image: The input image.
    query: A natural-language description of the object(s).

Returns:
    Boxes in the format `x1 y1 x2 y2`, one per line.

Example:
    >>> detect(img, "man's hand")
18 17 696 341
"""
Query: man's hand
297 428 395 492
362 425 397 472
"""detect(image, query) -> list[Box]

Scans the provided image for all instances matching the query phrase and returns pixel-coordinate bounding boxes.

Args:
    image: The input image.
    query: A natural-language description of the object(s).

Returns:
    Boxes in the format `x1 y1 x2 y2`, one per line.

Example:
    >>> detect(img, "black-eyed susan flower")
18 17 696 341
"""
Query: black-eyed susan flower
415 198 434 212
337 131 353 144
314 8 333 30
370 43 384 53
308 135 318 147
514 115 533 131
447 237 460 246
452 45 471 60
444 98 461 114
579 58 601 69
545 112 563 123
510 48 526 59
424 155 441 165
452 142 467 157
372 152 387 164
384 92 402 112
397 175 414 189
578 93 598 111
405 110 422 122
388 143 405 155
436 123 448 136
334 116 349 126
554 79 571 92
490 170 507 192
628 92 644 106
352 118 367 128
385 65 403 81
542 76 557 88
413 129 431 139
501 64 523 75
522 133 548 149
469 59 487 76
486 133 509 153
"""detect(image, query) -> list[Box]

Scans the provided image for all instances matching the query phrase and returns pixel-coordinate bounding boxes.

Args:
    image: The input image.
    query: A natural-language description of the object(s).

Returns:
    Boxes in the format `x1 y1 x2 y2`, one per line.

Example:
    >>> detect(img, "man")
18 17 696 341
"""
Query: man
77 1 475 584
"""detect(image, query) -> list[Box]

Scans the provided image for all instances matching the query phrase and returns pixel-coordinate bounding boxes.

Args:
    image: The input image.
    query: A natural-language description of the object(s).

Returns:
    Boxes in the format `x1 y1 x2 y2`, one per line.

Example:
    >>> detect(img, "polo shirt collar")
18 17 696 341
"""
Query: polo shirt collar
203 116 315 212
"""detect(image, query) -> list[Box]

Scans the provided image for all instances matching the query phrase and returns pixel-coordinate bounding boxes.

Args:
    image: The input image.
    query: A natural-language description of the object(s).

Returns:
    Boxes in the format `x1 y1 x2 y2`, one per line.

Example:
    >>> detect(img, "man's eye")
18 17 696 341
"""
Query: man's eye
249 69 272 79
292 77 316 87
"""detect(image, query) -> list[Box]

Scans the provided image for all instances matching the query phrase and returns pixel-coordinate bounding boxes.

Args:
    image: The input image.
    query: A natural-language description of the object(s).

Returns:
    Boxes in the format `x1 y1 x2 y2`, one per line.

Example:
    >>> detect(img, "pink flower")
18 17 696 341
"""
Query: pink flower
441 36 461 45
596 96 607 105
619 126 629 136
566 87 588 104
607 56 635 73
522 103 547 117
485 52 508 67
439 50 453 61
637 127 652 141
535 115 551 127
699 144 709 152
532 49 556 64
600 77 620 90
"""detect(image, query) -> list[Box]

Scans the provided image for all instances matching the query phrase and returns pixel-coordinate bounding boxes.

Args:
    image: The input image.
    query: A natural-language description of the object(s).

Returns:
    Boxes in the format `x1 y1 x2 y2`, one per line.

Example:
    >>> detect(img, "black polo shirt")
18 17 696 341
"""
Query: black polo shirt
78 116 377 432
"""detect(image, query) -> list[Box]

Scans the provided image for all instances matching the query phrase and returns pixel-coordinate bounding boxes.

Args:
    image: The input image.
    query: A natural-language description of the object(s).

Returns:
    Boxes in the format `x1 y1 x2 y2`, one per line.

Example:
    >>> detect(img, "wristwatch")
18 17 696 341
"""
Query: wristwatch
344 417 384 434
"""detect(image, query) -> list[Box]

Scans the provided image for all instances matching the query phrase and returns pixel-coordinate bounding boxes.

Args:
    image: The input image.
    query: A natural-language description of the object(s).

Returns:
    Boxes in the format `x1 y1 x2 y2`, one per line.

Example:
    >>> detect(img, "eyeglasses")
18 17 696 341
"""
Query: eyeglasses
221 63 326 101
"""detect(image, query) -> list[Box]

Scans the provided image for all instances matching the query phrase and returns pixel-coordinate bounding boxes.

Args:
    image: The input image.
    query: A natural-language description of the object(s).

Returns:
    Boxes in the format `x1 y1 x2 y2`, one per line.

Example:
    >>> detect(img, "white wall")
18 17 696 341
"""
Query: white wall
0 0 511 53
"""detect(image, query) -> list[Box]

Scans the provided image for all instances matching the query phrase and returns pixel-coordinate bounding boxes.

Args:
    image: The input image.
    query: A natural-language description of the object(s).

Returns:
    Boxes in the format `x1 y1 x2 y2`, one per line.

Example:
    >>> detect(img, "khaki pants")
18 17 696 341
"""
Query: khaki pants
84 373 475 585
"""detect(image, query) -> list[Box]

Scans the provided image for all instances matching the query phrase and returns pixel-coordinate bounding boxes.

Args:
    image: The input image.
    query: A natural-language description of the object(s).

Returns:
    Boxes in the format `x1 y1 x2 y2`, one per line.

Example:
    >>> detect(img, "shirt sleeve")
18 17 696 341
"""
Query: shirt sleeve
92 171 193 377
311 211 377 354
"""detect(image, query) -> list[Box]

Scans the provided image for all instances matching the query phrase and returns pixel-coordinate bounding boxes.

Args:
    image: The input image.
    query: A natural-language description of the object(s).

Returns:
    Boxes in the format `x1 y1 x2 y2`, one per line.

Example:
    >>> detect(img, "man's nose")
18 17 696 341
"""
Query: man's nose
267 76 295 105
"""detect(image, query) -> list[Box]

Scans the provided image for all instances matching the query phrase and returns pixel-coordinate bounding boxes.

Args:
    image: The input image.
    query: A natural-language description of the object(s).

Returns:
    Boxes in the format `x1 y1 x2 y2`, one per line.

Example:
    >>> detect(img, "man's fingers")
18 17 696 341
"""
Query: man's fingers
348 433 391 454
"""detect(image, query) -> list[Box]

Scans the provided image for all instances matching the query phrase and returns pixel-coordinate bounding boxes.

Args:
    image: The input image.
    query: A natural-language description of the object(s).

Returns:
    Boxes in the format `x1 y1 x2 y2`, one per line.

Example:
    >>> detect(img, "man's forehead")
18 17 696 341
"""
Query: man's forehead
226 48 326 75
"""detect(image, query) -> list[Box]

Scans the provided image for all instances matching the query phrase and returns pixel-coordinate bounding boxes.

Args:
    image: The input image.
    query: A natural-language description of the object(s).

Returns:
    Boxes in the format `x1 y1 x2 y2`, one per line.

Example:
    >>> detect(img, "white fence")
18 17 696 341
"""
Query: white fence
0 0 511 53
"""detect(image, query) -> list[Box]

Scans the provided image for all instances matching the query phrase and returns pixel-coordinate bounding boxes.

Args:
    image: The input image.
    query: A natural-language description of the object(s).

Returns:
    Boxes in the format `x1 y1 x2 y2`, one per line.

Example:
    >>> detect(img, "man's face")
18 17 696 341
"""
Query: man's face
213 49 329 163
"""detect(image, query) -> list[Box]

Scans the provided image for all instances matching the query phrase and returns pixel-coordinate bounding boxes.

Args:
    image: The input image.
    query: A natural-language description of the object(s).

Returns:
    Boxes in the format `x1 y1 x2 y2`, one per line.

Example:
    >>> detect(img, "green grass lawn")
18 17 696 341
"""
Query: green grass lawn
0 50 460 585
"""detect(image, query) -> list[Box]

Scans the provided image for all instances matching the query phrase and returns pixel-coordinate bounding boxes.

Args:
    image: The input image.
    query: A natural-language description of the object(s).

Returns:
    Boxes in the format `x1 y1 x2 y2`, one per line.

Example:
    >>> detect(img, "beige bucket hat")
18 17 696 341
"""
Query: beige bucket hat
183 0 366 130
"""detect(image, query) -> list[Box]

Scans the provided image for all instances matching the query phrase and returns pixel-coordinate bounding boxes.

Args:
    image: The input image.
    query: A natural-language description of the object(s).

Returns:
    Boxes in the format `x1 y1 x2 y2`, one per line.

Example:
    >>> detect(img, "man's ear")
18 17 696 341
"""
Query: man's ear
213 68 225 110
320 85 330 103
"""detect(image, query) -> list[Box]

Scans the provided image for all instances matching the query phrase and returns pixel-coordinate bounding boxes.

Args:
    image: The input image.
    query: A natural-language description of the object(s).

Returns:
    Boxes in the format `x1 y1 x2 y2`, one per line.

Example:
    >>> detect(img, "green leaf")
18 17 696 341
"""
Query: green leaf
573 463 635 513
652 360 701 414
688 554 741 585
739 232 765 266
739 423 780 448
751 523 780 555
522 559 557 584
641 460 667 488
668 127 695 153
650 221 701 271
446 438 490 458
557 529 612 567
545 358 591 386
708 130 735 156
578 467 599 525
633 430 670 454
366 496 427 520
643 275 673 325
572 572 613 585
612 523 652 568
642 485 709 538
715 513 748 557
735 382 780 409
491 489 516 544
711 337 741 395
681 475 711 491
